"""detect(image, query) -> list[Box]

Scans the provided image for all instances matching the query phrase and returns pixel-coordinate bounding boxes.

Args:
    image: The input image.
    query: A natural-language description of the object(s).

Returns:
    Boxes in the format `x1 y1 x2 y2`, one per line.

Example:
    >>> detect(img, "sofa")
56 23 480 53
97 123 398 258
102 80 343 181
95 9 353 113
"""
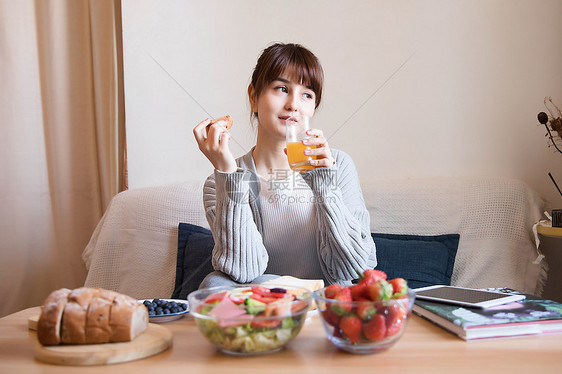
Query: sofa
82 177 548 298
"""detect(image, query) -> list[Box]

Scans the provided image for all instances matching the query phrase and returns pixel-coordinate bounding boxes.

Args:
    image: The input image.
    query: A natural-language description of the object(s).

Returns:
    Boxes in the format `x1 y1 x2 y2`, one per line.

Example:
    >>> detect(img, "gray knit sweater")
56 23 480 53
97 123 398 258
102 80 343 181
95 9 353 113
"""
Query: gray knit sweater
203 148 377 285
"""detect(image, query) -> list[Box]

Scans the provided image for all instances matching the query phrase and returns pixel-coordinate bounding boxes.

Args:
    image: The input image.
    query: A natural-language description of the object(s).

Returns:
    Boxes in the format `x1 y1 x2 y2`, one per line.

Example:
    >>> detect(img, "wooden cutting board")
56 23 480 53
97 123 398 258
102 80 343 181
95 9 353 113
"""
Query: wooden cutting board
29 315 173 366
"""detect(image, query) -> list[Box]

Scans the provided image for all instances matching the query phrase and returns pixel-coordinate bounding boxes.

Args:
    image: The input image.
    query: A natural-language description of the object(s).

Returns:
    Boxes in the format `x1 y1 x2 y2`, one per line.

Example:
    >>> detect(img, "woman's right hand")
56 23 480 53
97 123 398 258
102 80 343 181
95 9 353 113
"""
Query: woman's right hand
193 118 237 173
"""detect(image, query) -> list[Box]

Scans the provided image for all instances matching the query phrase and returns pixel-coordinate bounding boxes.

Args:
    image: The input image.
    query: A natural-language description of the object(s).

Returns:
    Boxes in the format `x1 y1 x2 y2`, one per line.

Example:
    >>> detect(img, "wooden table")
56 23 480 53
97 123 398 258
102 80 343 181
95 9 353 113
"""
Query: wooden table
536 220 562 238
1 306 561 373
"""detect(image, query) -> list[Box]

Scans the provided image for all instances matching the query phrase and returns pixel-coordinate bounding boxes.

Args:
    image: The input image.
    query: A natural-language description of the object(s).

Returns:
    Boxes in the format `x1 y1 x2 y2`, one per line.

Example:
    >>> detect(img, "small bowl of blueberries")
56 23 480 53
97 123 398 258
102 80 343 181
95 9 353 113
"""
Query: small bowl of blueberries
139 298 189 323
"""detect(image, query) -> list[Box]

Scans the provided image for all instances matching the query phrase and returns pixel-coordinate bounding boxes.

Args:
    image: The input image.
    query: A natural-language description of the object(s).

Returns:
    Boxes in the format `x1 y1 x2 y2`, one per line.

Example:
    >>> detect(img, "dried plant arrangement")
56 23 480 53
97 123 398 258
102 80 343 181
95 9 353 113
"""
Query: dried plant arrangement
537 97 562 154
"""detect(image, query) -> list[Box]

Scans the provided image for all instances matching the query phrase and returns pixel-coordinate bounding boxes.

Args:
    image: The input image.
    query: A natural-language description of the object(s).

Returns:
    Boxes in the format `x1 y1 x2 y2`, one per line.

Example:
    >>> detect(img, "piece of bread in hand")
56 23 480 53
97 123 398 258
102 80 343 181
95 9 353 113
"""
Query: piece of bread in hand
37 287 148 346
206 115 233 134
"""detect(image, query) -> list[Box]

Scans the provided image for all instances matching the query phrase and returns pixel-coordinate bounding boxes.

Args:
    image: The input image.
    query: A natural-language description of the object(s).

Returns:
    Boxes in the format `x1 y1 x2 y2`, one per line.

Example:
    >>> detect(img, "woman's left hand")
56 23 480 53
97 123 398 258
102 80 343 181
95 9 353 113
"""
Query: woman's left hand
302 128 335 168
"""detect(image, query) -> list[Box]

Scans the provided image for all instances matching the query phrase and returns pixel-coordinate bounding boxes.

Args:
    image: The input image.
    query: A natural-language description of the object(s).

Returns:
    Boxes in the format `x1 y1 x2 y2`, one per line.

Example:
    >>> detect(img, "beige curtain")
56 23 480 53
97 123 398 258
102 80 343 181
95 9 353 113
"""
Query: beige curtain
0 0 125 317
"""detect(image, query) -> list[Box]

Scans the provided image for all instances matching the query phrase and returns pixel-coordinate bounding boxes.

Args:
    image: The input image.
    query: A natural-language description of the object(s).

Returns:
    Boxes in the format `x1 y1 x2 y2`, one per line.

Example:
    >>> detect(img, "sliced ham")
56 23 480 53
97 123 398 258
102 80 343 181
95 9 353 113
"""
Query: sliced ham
207 298 255 327
208 298 247 319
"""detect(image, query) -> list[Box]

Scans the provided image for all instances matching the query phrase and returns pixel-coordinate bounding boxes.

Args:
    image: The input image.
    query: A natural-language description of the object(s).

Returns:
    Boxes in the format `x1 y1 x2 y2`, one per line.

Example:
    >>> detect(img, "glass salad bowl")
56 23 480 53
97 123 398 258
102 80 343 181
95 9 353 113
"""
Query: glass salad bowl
188 284 312 356
313 287 415 354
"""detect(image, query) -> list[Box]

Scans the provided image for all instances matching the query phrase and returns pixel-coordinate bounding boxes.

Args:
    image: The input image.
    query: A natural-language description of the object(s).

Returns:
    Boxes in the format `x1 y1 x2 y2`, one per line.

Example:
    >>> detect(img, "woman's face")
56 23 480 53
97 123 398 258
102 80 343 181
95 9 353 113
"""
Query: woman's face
250 71 316 140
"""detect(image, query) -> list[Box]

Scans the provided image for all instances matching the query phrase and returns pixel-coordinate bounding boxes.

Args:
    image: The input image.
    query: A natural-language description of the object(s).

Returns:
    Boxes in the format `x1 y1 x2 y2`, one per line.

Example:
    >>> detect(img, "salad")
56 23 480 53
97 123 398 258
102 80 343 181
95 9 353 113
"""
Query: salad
188 285 311 355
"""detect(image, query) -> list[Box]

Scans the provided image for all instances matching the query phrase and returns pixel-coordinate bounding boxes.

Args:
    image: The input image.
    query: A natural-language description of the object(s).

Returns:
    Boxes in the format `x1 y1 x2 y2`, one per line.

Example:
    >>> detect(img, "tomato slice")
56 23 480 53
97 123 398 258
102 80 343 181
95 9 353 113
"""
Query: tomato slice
250 286 271 297
251 318 282 328
250 293 277 304
269 292 288 299
204 291 227 304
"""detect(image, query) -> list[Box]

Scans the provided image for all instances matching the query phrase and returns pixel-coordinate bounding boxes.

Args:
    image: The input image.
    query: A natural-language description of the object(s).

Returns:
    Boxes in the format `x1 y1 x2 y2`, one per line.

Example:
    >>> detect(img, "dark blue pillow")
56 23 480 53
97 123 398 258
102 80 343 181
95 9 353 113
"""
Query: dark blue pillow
371 233 459 289
171 223 215 299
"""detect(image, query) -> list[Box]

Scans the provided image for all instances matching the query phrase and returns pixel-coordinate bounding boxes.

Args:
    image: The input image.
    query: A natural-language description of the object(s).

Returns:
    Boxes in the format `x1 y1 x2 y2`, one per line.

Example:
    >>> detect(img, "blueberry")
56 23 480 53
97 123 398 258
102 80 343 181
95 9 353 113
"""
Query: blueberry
270 288 287 293
143 300 152 307
163 309 170 314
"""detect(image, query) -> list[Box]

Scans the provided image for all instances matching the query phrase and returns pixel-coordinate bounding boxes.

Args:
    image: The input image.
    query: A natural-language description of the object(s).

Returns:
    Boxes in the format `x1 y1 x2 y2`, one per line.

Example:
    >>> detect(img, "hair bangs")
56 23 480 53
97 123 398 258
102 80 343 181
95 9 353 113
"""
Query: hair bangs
287 57 322 99
251 43 324 109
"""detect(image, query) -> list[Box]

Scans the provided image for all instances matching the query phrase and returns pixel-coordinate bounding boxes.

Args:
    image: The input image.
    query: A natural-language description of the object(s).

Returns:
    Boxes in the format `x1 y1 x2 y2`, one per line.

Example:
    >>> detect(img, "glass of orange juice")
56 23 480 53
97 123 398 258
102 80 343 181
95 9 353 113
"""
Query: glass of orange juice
286 115 318 172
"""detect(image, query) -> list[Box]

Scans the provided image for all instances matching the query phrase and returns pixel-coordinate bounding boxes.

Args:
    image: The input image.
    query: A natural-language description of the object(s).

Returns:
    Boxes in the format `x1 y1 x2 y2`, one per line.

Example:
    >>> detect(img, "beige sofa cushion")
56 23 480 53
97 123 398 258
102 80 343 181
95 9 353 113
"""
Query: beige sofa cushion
83 182 208 299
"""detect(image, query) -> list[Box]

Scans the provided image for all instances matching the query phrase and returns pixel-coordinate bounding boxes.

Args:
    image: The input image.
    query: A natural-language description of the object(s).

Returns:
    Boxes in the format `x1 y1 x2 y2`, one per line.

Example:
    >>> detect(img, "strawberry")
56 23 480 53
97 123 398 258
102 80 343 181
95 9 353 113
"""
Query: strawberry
366 280 393 301
386 303 407 337
386 317 403 337
321 307 341 327
389 278 408 298
363 313 386 341
356 302 376 321
339 315 362 344
350 277 376 300
361 269 387 282
349 284 365 300
386 303 407 322
324 284 342 299
331 287 353 316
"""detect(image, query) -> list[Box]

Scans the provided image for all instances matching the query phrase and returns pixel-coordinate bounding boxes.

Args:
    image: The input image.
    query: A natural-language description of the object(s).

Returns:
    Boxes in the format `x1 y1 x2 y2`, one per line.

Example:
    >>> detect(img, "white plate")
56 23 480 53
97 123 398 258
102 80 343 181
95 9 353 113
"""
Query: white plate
138 298 190 323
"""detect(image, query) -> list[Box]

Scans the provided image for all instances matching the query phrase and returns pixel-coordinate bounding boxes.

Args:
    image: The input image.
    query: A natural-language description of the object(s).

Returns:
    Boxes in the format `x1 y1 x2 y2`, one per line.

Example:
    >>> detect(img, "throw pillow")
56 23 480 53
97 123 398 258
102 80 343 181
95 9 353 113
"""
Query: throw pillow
371 233 460 289
171 223 215 299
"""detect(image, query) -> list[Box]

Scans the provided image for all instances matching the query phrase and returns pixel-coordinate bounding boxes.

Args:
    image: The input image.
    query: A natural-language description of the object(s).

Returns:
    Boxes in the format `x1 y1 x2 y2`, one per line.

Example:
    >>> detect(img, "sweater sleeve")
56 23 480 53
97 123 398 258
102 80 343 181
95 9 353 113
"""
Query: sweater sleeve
203 169 269 283
301 150 377 283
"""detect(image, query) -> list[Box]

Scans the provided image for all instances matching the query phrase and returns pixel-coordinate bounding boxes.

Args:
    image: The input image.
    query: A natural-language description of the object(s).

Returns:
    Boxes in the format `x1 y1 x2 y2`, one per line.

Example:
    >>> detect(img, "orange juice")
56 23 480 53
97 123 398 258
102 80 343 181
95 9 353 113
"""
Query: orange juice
287 142 318 171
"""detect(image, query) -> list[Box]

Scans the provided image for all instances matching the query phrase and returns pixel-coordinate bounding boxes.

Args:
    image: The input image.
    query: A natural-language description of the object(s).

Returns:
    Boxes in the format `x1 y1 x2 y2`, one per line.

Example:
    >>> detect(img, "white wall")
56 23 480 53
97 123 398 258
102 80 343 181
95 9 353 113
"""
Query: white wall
122 0 562 205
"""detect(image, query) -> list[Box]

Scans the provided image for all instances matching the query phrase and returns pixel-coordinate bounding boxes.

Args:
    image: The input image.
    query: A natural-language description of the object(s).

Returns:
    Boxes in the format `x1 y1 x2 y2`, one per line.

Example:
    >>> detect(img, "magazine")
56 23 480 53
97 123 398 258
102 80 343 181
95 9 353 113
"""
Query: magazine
412 288 562 340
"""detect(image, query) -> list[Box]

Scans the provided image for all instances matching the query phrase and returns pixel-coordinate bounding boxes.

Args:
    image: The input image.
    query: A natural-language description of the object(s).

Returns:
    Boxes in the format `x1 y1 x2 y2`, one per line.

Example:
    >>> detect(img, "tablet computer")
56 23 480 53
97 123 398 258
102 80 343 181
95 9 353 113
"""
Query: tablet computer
413 285 526 308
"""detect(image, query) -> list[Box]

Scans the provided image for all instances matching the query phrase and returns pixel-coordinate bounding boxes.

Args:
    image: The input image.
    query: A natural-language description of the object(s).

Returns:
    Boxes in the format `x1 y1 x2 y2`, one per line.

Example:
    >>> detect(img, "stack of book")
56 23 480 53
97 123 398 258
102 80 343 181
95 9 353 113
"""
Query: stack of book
412 288 562 340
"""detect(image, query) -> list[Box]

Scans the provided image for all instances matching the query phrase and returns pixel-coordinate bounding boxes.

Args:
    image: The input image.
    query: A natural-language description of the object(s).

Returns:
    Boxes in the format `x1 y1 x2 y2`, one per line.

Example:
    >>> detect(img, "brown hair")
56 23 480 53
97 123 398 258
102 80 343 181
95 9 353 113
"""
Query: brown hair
250 43 324 114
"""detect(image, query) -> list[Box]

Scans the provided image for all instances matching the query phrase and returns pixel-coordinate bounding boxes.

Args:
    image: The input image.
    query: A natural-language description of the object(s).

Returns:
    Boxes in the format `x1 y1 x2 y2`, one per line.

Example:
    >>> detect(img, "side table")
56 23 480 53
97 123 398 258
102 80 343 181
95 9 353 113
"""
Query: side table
537 221 562 302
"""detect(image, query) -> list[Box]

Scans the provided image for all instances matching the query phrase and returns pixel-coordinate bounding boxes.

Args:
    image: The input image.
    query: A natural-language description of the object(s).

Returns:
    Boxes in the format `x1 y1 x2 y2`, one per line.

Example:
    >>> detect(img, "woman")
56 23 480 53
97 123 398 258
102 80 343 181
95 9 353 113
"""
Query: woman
193 43 376 287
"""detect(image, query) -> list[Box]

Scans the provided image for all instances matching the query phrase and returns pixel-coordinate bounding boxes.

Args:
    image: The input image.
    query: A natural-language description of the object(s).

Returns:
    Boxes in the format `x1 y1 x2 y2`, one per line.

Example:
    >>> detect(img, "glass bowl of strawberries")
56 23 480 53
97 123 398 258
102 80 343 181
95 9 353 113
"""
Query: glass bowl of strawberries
312 270 415 354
